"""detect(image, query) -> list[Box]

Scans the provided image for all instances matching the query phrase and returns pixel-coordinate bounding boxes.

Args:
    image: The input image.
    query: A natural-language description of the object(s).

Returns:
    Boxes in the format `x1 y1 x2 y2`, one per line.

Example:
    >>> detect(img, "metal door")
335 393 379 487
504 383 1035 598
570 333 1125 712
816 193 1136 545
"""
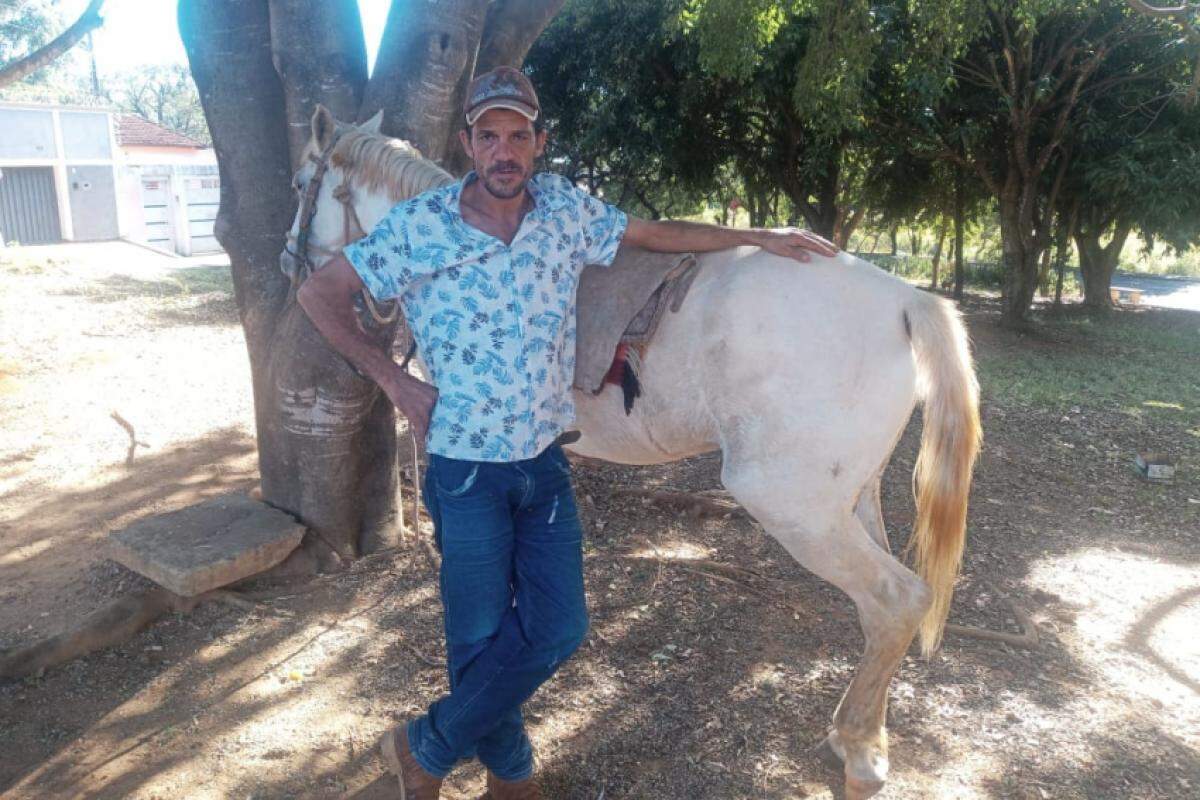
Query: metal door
184 176 220 254
0 166 62 245
140 176 174 252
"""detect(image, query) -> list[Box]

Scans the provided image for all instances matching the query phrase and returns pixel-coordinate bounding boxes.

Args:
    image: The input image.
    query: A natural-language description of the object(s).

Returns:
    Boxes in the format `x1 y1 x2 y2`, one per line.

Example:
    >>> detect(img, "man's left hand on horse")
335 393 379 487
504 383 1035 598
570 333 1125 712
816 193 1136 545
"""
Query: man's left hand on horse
623 217 839 262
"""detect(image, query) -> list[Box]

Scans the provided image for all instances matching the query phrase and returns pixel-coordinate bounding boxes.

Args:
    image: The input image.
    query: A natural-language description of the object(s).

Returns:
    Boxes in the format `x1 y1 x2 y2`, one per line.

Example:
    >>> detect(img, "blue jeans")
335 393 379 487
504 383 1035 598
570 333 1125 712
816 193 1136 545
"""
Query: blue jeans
407 442 588 781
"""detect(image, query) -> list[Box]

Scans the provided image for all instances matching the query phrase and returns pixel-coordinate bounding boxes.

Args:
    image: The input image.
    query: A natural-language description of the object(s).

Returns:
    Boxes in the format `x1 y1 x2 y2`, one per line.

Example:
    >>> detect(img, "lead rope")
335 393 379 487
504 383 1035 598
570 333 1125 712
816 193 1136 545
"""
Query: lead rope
331 182 401 325
397 339 430 563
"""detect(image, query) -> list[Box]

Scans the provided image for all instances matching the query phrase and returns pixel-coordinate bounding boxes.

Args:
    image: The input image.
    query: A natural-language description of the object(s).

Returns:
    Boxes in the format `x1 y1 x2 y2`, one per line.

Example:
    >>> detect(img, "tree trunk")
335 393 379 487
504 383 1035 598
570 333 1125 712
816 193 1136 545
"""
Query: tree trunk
475 0 567 72
1054 202 1077 307
268 0 368 169
833 204 867 250
997 182 1049 325
181 0 402 566
930 217 948 291
1076 221 1133 309
180 0 564 566
0 0 105 89
360 0 490 163
998 219 1040 323
1036 245 1053 297
953 167 965 301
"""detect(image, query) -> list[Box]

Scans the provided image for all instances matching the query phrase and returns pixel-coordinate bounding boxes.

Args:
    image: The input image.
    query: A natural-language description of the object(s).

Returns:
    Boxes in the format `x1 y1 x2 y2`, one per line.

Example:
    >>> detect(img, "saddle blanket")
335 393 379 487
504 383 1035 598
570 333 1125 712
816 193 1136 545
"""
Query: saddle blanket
573 245 700 395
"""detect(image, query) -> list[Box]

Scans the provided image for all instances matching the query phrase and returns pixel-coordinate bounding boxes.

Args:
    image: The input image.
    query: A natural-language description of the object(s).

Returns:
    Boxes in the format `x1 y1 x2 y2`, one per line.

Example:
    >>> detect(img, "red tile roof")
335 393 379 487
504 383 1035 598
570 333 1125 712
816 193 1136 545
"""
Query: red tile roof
116 114 205 149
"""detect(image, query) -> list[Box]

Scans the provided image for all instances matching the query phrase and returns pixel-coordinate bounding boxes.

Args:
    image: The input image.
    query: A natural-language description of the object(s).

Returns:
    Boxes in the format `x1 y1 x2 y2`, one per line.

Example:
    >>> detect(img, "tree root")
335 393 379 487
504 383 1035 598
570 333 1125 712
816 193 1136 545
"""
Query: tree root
0 586 261 682
611 487 745 519
945 600 1040 649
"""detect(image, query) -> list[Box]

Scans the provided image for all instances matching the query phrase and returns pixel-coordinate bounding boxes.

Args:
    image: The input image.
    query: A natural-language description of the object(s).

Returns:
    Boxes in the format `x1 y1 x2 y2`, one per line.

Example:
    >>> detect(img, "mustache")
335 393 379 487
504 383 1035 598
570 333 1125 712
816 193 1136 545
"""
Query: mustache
488 161 523 175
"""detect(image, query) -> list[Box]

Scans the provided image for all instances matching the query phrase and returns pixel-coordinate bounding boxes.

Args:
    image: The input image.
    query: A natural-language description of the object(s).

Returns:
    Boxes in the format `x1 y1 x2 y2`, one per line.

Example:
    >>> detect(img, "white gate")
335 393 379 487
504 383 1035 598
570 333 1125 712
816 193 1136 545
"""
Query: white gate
140 176 174 253
182 175 220 254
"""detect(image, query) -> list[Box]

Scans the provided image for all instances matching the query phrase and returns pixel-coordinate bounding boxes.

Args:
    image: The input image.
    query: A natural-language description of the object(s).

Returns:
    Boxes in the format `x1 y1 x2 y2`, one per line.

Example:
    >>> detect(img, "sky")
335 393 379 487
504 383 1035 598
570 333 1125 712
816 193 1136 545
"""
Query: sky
55 0 390 75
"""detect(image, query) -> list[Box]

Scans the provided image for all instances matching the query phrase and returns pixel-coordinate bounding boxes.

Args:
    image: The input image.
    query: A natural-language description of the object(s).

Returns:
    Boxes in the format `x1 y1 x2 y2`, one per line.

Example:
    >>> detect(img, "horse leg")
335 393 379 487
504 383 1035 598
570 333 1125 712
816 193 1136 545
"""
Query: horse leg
854 472 889 553
723 464 930 800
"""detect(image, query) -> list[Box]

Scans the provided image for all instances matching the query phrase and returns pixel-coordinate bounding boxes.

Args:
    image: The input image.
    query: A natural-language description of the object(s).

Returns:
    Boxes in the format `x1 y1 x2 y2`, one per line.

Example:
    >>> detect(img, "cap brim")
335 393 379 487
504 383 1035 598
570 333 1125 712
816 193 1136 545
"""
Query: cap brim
465 100 539 126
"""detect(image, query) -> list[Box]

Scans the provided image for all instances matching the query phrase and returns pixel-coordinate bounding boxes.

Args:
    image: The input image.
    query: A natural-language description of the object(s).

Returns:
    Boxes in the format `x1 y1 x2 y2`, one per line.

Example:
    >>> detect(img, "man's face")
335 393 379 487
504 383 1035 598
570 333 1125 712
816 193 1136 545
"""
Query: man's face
459 108 547 200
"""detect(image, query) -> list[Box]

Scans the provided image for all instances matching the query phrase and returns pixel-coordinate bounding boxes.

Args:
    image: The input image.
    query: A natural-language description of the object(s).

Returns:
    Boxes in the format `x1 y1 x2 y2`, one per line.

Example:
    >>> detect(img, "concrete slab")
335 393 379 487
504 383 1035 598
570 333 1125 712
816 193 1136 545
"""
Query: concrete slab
108 494 305 596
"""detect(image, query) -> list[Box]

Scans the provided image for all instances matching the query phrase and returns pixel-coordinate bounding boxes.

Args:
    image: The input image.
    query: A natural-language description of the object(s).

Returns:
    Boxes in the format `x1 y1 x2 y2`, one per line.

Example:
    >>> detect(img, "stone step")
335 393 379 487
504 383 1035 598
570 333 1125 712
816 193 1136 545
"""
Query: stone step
108 494 305 597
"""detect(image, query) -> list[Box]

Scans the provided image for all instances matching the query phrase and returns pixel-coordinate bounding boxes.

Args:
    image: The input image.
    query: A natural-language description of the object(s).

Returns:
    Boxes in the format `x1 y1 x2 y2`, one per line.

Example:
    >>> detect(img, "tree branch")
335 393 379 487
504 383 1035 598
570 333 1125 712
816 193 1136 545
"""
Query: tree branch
360 0 490 162
1128 0 1200 104
0 0 105 89
268 0 368 169
475 0 566 73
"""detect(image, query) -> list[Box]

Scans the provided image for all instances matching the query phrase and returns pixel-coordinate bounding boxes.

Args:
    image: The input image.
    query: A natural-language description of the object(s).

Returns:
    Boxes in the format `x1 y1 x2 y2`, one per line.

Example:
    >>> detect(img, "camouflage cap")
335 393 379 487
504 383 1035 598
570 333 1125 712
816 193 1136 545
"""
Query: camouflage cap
464 66 540 126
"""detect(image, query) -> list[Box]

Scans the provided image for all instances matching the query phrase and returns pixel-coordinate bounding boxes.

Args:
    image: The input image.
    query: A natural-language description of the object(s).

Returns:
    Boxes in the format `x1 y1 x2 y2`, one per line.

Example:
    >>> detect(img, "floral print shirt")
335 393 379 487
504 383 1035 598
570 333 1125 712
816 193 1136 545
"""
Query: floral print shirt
343 171 628 462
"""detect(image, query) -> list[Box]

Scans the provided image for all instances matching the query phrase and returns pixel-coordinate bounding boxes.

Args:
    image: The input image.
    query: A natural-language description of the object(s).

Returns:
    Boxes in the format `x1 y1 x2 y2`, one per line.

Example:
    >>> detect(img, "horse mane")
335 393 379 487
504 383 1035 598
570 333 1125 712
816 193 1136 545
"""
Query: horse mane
328 128 456 201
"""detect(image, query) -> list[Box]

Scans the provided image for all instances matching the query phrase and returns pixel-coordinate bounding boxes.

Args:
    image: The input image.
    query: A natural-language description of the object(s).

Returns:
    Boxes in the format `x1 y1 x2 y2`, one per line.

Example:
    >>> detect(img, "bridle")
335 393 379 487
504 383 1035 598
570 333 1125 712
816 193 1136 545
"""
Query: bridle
285 129 400 325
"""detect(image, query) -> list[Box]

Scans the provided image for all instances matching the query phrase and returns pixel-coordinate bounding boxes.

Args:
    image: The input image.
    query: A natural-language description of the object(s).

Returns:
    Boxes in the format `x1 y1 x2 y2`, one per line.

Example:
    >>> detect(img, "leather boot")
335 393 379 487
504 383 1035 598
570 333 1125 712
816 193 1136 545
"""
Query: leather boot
379 726 443 800
482 770 543 800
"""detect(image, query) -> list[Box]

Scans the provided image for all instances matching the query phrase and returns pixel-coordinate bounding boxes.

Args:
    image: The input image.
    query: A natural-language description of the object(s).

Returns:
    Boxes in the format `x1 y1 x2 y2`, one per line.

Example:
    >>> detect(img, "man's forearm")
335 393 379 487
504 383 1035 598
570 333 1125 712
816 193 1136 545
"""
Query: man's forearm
630 219 767 254
297 264 423 403
622 216 838 262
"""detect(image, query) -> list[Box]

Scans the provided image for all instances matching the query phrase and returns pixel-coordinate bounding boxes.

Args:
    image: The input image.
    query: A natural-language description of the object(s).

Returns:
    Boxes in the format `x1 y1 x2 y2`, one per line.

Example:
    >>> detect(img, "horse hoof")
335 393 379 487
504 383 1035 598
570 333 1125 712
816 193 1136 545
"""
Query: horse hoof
844 774 885 800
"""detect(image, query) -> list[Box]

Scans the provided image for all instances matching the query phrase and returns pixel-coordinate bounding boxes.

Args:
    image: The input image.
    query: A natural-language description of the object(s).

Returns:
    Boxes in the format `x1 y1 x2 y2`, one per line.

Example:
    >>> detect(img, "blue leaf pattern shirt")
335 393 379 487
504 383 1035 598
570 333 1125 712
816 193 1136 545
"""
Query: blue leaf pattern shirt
343 171 628 462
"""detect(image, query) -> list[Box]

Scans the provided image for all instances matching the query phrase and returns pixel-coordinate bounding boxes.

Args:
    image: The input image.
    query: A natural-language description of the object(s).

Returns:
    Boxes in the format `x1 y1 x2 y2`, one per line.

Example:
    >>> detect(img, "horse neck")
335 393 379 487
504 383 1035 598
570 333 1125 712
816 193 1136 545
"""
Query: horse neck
350 164 456 235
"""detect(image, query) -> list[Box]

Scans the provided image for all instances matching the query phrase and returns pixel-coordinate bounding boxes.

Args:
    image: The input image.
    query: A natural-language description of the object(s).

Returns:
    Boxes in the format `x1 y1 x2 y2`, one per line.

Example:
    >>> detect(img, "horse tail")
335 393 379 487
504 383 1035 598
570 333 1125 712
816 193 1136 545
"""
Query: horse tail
904 291 981 655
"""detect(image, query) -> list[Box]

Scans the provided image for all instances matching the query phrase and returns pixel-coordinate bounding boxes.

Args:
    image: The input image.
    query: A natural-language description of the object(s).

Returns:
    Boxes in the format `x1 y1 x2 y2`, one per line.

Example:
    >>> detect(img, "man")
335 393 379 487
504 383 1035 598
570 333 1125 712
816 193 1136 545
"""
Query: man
298 66 836 799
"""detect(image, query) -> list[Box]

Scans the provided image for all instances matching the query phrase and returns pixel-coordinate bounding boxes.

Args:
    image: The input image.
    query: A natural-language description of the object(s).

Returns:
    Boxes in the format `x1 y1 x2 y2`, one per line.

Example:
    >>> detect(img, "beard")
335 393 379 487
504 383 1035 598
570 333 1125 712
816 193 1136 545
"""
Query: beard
478 160 530 200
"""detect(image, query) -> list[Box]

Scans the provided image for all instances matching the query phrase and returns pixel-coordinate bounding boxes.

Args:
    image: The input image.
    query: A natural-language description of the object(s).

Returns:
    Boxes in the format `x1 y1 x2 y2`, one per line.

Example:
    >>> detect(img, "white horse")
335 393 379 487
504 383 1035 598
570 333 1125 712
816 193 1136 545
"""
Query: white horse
285 108 981 800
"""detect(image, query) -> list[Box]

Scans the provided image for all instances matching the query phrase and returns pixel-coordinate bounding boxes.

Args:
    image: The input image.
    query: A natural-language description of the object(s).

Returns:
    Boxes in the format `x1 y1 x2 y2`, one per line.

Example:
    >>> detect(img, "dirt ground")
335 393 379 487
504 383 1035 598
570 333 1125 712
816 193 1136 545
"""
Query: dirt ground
1 242 1198 799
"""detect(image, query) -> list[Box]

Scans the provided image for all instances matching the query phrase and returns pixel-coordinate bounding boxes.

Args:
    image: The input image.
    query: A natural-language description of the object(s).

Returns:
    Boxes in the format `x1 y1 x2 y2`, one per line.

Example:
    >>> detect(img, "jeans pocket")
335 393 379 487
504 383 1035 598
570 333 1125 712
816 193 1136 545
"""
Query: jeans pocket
432 457 482 497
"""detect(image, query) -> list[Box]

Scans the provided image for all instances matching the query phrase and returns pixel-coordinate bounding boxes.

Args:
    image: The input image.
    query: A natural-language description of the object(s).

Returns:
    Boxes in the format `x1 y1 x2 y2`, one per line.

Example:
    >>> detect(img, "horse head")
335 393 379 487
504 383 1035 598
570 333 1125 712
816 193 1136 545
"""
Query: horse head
281 104 453 282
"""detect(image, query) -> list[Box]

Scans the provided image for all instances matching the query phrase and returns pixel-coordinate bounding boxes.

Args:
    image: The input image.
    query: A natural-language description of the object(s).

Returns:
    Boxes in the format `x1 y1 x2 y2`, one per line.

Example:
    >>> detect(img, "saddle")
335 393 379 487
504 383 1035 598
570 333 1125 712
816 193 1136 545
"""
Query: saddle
573 245 701 412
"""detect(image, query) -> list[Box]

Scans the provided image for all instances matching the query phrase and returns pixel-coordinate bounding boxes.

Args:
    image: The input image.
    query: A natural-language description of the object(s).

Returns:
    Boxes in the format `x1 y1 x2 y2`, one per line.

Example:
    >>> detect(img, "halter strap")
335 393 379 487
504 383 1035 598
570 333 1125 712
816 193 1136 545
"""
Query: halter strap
288 129 400 324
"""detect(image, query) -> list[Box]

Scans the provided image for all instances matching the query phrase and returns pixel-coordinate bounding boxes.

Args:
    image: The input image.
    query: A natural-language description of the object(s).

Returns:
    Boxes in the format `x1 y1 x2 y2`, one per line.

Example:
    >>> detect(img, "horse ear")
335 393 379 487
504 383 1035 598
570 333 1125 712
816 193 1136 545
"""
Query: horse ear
359 109 384 135
311 104 336 149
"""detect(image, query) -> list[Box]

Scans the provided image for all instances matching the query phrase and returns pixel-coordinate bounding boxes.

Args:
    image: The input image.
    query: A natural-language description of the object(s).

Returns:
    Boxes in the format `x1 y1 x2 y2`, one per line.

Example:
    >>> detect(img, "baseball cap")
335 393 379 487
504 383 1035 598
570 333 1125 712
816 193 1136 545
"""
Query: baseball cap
464 66 540 126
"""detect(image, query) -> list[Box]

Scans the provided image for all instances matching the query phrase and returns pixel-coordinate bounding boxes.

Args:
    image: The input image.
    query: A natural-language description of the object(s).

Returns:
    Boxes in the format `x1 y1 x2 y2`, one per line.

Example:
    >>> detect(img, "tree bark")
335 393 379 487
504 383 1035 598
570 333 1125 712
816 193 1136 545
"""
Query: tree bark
268 0 368 169
1076 220 1133 309
181 0 401 566
998 186 1044 324
360 0 491 162
475 0 566 73
0 0 105 89
1054 202 1078 307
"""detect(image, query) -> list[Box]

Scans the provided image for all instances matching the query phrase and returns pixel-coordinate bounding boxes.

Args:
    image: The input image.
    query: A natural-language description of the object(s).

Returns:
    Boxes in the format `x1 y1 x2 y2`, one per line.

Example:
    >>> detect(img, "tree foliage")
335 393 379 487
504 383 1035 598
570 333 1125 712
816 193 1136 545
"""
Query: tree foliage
110 65 211 144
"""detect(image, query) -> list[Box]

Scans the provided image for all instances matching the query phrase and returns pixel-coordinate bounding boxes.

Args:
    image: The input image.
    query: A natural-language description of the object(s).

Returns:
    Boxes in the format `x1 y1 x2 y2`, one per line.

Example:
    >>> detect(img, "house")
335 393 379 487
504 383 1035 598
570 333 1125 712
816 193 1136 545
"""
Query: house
0 102 222 255
114 113 221 255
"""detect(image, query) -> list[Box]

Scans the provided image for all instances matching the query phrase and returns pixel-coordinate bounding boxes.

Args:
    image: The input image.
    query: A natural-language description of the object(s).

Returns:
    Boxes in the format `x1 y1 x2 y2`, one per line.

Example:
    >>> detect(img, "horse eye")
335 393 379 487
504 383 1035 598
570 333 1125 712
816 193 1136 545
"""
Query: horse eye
291 173 305 192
